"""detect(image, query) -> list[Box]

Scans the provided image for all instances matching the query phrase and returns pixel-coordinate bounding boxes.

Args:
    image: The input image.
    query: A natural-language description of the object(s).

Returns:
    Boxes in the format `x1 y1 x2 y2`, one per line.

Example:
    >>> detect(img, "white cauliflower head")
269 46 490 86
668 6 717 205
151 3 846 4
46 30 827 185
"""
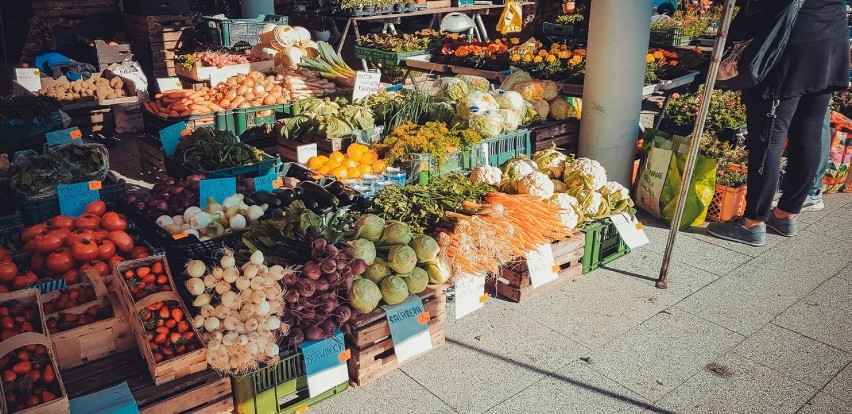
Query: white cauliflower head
470 165 503 186
546 193 580 230
582 191 604 216
564 157 607 191
533 143 569 178
500 156 539 192
516 171 555 198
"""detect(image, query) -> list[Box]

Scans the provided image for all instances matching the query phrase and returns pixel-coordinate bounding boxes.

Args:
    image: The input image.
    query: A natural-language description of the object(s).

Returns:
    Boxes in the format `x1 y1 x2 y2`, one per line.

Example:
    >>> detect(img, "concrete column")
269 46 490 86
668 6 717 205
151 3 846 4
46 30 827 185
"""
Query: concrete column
579 0 652 186
242 0 275 18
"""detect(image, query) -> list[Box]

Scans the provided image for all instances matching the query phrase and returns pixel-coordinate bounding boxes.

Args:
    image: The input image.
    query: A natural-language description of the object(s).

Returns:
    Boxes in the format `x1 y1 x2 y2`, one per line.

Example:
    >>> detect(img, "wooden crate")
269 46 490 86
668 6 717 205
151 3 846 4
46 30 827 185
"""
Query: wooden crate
91 40 132 71
137 134 167 180
427 0 452 9
344 285 448 386
278 137 352 162
489 235 585 303
32 0 120 18
529 119 579 154
43 270 136 370
64 106 114 135
63 350 233 413
113 257 208 386
122 14 194 78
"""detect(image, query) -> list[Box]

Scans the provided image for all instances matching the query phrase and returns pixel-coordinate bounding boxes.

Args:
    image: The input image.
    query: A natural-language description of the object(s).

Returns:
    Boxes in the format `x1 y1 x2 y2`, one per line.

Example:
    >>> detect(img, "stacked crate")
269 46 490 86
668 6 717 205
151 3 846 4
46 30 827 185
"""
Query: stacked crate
31 0 120 18
122 14 194 78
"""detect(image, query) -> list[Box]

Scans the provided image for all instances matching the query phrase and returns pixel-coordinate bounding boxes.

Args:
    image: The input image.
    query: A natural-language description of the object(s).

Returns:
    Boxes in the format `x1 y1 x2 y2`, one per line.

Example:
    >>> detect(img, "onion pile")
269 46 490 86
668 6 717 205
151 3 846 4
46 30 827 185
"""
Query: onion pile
185 250 291 374
283 238 365 346
124 174 205 216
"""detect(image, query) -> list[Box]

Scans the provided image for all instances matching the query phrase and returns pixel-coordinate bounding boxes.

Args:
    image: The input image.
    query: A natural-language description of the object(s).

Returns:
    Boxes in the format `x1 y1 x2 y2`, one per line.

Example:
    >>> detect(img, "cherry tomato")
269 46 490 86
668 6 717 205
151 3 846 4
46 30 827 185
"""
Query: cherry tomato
42 364 55 383
11 360 32 375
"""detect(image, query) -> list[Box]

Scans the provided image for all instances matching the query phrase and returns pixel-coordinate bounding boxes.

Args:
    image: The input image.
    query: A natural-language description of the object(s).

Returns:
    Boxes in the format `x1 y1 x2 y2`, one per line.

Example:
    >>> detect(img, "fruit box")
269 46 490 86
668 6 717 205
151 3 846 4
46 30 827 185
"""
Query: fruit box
113 258 207 386
42 270 135 370
0 289 70 414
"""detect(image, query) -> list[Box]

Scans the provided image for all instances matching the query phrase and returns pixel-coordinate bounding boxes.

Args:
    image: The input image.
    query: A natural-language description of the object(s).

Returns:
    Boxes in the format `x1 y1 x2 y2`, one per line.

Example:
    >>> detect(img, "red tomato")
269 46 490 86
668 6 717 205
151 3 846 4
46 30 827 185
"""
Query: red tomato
108 231 134 253
0 263 18 283
80 260 109 277
131 246 149 259
92 229 110 241
31 233 63 253
21 224 47 243
46 248 75 274
29 253 47 274
84 200 107 217
11 272 38 291
66 229 95 246
96 240 116 261
48 216 75 230
74 214 102 230
61 269 81 285
107 255 123 271
101 212 127 231
71 239 100 261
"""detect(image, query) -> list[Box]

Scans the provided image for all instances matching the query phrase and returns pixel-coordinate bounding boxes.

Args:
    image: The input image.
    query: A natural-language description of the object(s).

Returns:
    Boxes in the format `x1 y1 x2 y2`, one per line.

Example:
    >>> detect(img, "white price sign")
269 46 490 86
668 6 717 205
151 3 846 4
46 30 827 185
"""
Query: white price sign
297 143 318 165
15 68 41 92
454 275 487 319
352 70 382 101
156 77 183 92
609 212 649 249
527 243 559 288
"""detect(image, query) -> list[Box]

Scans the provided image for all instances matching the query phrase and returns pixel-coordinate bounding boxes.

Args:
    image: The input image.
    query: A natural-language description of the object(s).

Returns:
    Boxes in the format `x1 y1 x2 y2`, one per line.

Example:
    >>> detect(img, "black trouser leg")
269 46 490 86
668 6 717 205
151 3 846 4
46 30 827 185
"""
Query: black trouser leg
742 92 798 222
778 92 833 214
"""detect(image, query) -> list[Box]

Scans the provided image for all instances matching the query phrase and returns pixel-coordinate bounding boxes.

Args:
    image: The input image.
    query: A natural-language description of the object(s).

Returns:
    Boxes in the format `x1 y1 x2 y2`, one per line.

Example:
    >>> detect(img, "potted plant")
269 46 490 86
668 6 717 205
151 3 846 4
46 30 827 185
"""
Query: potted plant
315 17 333 42
402 1 415 12
562 1 576 14
340 0 366 16
378 0 394 14
393 1 403 13
362 0 377 15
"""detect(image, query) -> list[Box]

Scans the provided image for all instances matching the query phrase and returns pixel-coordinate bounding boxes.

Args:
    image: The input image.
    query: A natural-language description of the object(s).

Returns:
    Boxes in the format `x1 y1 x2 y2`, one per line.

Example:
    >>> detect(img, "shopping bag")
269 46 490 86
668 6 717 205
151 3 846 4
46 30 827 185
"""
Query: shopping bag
823 111 852 193
497 0 522 35
635 129 717 229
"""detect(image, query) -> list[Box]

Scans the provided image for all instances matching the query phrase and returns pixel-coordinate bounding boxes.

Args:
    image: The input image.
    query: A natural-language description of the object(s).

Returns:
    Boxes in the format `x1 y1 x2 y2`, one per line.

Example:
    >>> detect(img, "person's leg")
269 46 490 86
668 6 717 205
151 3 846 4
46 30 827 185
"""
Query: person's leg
801 108 832 211
775 92 833 216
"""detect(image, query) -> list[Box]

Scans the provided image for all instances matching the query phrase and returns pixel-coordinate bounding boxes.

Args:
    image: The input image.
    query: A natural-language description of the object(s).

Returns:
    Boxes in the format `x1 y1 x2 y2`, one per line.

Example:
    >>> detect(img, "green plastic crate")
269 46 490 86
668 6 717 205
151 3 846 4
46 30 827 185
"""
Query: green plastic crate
543 22 575 37
232 349 348 414
481 129 531 167
649 27 693 47
407 149 477 185
233 104 292 141
164 153 282 180
202 14 289 48
581 218 630 273
354 46 428 66
143 110 235 139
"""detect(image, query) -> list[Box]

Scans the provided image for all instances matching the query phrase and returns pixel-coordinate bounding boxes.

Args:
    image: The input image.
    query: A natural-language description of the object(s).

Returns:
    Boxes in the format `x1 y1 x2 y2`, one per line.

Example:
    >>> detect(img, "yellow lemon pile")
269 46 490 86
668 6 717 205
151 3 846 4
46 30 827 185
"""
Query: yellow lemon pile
306 143 388 181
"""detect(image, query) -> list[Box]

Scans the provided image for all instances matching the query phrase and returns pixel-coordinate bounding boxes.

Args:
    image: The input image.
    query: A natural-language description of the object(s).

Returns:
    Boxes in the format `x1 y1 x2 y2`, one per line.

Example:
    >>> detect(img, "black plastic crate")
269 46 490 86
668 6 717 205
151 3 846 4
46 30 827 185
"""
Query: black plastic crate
18 175 128 225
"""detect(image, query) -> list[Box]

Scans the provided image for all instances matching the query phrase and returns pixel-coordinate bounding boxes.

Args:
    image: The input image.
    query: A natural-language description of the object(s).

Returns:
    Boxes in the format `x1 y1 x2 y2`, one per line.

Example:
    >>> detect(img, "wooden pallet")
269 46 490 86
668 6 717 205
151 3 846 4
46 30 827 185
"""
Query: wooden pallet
529 119 579 154
344 285 448 386
489 235 585 303
32 0 120 18
63 350 233 413
64 106 115 135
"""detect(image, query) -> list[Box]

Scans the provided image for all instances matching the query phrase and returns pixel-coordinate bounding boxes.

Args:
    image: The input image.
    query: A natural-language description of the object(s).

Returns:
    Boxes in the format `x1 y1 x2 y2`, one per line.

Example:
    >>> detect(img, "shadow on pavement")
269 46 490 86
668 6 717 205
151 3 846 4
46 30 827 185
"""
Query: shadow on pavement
446 338 674 414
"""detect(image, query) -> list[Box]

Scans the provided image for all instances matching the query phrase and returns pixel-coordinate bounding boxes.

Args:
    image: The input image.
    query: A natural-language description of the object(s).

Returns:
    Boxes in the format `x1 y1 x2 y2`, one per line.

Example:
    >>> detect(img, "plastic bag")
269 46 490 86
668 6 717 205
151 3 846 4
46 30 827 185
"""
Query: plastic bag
497 0 523 35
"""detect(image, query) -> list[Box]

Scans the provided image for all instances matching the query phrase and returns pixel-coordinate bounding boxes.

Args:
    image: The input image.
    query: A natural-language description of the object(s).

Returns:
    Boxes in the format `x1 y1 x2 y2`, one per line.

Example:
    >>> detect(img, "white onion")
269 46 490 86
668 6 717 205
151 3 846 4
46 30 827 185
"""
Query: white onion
186 278 205 296
220 291 238 308
247 331 260 342
266 317 281 331
223 194 244 208
193 293 211 307
221 254 236 269
238 335 249 346
250 277 266 292
246 343 259 357
235 277 251 291
246 205 264 221
156 215 174 227
223 315 239 331
172 216 185 226
223 267 240 283
204 317 221 332
200 304 214 318
256 337 269 351
214 331 223 341
243 265 259 279
256 300 271 316
214 280 230 295
265 343 279 358
222 332 238 345
268 265 285 281
245 318 259 332
212 267 224 279
214 304 230 319
203 275 218 289
250 250 264 265
229 214 247 231
183 206 202 221
186 260 206 278
193 314 206 329
183 228 200 238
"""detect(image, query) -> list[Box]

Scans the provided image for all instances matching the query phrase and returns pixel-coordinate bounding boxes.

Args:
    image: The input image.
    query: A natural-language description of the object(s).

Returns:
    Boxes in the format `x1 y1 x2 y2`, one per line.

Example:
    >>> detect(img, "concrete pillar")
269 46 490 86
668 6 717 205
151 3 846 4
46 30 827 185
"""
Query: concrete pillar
579 0 652 186
242 0 275 18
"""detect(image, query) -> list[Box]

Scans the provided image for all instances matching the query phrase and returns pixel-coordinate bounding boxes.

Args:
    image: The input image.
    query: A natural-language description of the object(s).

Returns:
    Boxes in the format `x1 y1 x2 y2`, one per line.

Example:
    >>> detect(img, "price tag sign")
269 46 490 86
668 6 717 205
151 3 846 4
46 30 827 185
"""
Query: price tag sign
527 243 559 288
454 275 486 319
296 144 318 165
14 68 41 92
253 174 282 192
199 177 236 210
383 295 432 363
45 127 83 146
57 181 101 218
298 330 349 398
156 77 183 93
609 212 649 249
352 70 382 101
159 122 189 156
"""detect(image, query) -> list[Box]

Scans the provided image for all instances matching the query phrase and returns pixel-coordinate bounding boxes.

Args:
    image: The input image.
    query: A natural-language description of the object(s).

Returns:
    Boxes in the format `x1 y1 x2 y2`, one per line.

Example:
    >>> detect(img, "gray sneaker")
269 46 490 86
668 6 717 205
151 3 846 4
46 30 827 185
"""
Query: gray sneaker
800 195 825 212
766 212 797 237
707 217 766 247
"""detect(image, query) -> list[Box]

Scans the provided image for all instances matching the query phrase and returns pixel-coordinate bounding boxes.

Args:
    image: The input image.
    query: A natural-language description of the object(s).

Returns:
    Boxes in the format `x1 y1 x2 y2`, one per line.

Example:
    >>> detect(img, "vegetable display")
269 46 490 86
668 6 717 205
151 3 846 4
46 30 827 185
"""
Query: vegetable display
298 41 357 87
138 300 203 364
374 121 482 168
46 303 114 334
173 128 267 172
38 74 130 103
186 250 287 373
356 33 432 52
1 344 62 412
123 174 205 216
305 145 387 181
119 259 173 302
176 51 256 70
41 285 97 314
251 178 360 214
154 193 265 241
11 144 109 197
0 95 61 123
277 98 378 148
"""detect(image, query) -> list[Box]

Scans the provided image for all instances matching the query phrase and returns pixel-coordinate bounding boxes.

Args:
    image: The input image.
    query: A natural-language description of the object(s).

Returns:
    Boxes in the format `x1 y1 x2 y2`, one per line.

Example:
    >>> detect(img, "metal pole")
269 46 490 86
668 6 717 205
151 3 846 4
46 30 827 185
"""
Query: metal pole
657 0 738 289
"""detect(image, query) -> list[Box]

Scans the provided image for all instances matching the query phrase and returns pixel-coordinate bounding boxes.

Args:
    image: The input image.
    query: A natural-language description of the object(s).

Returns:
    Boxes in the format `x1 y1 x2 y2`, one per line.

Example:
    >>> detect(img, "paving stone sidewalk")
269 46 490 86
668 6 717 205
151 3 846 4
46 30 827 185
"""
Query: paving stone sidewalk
311 194 852 414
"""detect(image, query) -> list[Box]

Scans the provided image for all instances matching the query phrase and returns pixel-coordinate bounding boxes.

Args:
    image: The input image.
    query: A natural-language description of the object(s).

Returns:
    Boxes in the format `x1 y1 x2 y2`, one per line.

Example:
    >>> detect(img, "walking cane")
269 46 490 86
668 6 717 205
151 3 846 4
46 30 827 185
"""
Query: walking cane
657 0 738 289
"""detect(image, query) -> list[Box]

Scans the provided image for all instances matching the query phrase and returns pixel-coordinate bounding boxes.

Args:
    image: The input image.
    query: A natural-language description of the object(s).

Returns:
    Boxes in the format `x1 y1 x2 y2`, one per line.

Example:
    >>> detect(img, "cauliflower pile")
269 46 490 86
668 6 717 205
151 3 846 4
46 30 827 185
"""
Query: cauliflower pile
479 147 635 230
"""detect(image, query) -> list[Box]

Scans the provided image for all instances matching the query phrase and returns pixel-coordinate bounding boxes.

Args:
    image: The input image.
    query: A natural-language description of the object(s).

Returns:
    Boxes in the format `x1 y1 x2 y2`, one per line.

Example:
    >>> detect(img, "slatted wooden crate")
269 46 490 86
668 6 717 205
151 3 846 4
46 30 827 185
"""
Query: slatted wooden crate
343 285 447 386
278 137 352 163
32 0 120 18
122 14 194 78
63 350 233 413
64 106 114 135
488 235 585 303
137 134 167 180
529 119 579 154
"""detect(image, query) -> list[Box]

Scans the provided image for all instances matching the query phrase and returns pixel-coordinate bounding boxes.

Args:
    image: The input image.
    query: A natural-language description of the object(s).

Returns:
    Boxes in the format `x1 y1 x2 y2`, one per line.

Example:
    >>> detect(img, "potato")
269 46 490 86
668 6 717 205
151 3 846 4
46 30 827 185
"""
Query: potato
106 92 117 99
109 77 121 88
71 83 81 92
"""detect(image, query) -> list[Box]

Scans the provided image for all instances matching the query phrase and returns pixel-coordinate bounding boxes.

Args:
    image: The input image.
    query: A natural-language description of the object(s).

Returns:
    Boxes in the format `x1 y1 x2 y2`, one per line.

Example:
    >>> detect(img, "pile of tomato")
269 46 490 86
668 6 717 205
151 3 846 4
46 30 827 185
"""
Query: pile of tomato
140 301 199 364
0 300 62 412
7 200 150 292
46 304 114 334
120 260 173 302
40 286 98 315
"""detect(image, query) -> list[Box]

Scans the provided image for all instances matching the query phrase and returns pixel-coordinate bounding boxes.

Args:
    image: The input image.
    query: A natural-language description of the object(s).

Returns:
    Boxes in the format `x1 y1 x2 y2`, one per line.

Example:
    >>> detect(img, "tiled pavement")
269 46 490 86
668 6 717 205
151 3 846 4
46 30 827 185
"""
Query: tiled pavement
307 194 852 414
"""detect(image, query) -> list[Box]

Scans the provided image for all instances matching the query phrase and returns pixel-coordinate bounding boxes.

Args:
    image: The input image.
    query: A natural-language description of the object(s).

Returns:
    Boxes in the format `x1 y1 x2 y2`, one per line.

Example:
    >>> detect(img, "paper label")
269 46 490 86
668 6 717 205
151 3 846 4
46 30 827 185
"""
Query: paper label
199 178 237 210
159 122 189 156
298 330 349 398
156 77 183 92
297 144 318 165
454 275 486 319
57 182 101 217
15 68 41 92
45 127 83 146
253 174 281 192
609 213 649 249
352 71 382 101
527 243 559 288
383 295 432 363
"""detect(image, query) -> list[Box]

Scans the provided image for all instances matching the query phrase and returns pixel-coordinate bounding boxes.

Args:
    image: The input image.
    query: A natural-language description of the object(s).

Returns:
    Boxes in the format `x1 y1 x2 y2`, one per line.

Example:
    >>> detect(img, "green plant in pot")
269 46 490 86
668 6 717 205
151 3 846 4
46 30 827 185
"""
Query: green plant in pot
340 0 367 15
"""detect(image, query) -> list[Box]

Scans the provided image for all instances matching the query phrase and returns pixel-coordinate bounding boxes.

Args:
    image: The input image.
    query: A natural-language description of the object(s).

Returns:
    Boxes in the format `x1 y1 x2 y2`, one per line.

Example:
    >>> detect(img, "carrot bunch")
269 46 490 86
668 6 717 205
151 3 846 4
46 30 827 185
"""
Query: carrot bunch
437 193 578 280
